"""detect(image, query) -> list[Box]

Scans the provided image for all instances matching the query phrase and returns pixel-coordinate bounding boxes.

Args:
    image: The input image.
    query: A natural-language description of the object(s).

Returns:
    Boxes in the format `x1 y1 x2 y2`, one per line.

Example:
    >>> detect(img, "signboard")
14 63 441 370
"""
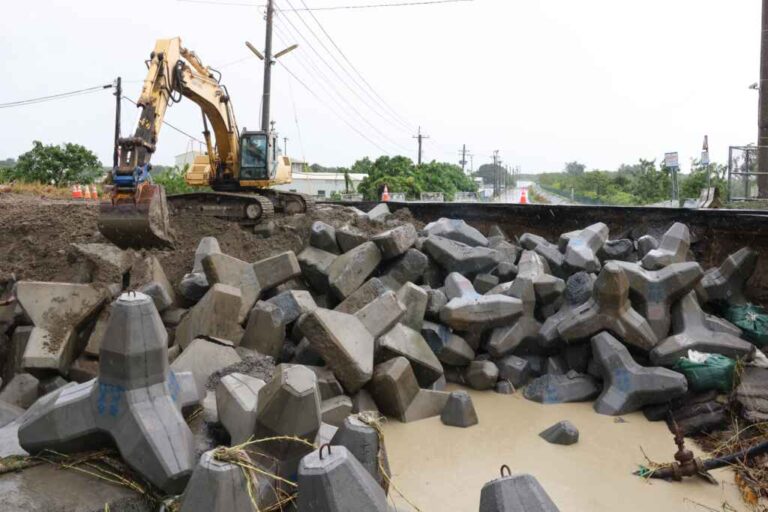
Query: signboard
700 151 710 166
664 152 679 169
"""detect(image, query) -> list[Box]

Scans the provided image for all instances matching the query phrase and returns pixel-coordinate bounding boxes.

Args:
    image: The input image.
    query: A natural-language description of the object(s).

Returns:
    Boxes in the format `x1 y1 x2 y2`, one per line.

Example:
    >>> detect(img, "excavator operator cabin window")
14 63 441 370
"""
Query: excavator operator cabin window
240 134 268 179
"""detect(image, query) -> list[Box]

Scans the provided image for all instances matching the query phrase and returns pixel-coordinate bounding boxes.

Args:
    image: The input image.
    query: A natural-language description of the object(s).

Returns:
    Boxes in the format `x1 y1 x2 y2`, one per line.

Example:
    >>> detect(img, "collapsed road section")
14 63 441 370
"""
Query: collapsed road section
0 196 767 511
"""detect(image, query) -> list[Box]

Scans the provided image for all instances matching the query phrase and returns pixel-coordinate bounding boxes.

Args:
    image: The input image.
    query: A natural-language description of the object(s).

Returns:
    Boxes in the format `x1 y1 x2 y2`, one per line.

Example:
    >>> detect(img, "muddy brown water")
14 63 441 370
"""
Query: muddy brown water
382 386 749 512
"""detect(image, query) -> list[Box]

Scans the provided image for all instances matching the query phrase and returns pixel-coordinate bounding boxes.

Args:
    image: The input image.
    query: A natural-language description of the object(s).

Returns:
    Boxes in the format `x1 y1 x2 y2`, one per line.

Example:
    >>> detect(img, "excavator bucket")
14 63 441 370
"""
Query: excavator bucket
98 182 173 248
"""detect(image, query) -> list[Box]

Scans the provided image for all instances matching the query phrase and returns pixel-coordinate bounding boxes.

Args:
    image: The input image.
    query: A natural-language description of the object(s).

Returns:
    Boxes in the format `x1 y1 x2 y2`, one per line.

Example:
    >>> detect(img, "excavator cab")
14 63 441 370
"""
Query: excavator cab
239 131 271 181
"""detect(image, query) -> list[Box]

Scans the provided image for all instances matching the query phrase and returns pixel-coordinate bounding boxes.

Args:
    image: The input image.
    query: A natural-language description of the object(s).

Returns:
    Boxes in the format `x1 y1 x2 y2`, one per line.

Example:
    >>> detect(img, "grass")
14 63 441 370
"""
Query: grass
527 186 549 204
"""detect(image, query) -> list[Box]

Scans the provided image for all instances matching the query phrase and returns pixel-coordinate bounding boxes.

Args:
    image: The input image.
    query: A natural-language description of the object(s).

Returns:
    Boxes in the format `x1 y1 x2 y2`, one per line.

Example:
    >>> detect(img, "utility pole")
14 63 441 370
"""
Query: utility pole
113 76 122 169
413 126 429 165
283 136 289 155
492 150 500 199
459 144 469 174
261 0 275 132
759 0 768 197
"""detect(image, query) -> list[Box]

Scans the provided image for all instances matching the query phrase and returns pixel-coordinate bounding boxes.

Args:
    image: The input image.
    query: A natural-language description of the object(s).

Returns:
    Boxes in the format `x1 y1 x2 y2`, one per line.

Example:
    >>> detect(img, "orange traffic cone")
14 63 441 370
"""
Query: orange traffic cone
72 185 83 199
91 185 99 200
83 185 92 200
381 185 390 202
71 185 78 199
520 188 527 204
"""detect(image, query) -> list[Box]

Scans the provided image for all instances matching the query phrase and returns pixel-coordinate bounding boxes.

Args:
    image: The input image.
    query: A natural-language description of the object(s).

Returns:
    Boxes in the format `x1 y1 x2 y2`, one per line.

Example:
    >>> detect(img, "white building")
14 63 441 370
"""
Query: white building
273 171 367 199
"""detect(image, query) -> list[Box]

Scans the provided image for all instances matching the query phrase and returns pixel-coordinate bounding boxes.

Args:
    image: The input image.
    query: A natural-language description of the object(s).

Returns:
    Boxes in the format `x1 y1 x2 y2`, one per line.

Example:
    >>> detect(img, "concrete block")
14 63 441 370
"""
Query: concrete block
331 415 390 491
464 360 499 390
84 304 111 357
328 242 382 299
479 472 561 512
370 357 419 420
162 307 187 327
241 301 286 357
636 234 659 259
336 224 369 253
0 373 38 409
422 321 475 366
376 323 444 387
135 255 176 313
650 292 755 366
396 282 428 331
215 372 264 445
37 375 68 396
298 445 389 511
614 261 703 339
495 381 515 394
539 420 579 445
474 273 500 294
202 253 262 324
557 262 658 351
402 388 450 422
423 236 499 278
493 261 518 282
539 272 595 349
380 248 429 289
372 224 418 259
17 281 106 376
18 292 201 494
178 449 259 512
423 217 489 247
298 246 337 293
180 237 221 302
299 308 374 393
517 251 566 304
252 251 302 292
351 389 380 414
496 355 531 388
311 221 341 254
175 283 244 349
255 364 321 463
335 278 388 314
439 273 522 331
489 239 521 267
70 242 136 282
355 291 405 338
592 332 688 415
697 247 758 306
267 289 317 323
366 203 391 222
564 222 609 273
3 326 31 384
520 233 567 278
487 277 542 358
426 287 448 320
523 371 600 404
320 395 353 427
171 338 242 394
441 390 478 427
599 239 636 262
0 400 24 428
641 222 690 270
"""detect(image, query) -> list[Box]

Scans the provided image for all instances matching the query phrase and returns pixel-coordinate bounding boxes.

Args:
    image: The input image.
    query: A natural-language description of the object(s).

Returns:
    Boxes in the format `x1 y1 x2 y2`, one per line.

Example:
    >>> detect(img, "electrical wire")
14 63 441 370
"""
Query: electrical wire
177 0 472 10
274 6 412 152
0 84 112 109
286 74 306 163
121 96 206 144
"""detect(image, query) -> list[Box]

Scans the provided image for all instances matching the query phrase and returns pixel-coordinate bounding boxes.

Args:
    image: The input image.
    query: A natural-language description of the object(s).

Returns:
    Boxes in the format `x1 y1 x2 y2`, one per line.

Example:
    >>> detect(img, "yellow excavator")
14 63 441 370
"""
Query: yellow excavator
98 37 312 248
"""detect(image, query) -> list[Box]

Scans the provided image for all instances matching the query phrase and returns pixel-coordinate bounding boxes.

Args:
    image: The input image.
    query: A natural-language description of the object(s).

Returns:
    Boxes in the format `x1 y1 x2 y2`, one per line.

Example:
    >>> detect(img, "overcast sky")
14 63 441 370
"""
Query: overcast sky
0 0 761 173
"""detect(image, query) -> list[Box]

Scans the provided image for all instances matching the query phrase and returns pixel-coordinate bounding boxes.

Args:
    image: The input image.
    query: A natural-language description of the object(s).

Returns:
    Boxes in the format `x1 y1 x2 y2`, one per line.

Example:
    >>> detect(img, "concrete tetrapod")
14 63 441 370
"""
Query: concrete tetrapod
650 292 755 366
18 292 201 493
641 222 690 270
178 449 263 512
613 261 703 340
519 233 567 279
523 371 600 404
516 251 566 305
439 273 523 331
179 236 221 301
297 444 390 512
697 247 759 306
202 252 262 324
479 470 561 512
591 332 688 415
441 390 479 427
487 277 542 358
16 281 107 376
327 241 382 299
422 235 500 278
539 420 579 445
557 262 658 351
564 222 609 273
331 414 391 491
215 373 265 445
539 272 595 349
423 217 489 247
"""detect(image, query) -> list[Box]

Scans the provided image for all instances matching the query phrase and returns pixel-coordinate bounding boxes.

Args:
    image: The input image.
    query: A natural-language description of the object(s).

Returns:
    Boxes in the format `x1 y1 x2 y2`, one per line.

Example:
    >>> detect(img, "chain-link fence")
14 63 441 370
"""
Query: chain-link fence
728 145 759 201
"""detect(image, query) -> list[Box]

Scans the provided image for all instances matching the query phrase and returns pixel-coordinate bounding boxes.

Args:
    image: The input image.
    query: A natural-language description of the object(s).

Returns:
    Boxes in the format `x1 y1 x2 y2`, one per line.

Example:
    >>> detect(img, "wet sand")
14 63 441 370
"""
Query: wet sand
382 386 749 512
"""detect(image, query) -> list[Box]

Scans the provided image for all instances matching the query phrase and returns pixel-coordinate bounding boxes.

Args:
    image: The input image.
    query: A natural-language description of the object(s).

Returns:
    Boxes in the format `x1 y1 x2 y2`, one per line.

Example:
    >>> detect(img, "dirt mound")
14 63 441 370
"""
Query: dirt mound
0 194 419 287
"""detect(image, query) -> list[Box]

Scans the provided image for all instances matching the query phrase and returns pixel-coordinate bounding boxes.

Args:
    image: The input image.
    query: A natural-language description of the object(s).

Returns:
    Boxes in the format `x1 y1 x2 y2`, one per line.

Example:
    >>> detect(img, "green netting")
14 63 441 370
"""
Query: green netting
673 354 736 393
724 303 768 347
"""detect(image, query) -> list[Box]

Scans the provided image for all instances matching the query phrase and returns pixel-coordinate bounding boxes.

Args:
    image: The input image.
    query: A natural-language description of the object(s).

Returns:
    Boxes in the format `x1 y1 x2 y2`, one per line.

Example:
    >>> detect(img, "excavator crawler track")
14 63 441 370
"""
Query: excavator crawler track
167 192 275 226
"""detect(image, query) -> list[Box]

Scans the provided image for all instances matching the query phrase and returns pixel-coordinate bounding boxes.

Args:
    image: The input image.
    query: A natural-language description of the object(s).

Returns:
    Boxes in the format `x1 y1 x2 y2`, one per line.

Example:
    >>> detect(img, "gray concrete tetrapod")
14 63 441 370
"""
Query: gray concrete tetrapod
613 261 703 340
696 247 759 306
564 222 609 273
297 444 390 512
650 292 755 366
516 251 566 305
178 449 262 512
488 277 542 357
479 470 561 512
539 420 579 445
557 262 658 351
539 272 595 349
331 414 391 492
641 222 690 270
439 273 523 331
18 292 201 494
519 233 567 279
591 332 688 415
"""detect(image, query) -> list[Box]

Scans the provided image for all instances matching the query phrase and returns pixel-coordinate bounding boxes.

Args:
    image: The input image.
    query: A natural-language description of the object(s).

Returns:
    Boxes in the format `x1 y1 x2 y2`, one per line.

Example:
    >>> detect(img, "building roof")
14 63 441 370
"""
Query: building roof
290 172 367 181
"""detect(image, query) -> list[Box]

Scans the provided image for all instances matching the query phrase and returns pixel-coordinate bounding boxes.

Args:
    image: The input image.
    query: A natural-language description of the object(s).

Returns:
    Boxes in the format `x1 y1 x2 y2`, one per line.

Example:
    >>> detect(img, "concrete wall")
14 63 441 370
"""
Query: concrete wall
338 201 768 305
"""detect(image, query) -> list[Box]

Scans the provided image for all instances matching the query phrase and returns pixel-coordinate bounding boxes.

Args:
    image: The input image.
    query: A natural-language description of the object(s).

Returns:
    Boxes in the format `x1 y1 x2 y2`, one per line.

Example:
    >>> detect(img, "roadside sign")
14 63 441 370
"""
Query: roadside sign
701 151 710 166
664 152 679 169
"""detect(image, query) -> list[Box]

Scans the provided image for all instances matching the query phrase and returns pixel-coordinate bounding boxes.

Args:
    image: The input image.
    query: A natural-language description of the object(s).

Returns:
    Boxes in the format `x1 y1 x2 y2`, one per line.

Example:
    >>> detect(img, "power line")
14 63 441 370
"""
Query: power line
178 0 472 10
121 96 206 144
0 83 112 109
292 0 415 132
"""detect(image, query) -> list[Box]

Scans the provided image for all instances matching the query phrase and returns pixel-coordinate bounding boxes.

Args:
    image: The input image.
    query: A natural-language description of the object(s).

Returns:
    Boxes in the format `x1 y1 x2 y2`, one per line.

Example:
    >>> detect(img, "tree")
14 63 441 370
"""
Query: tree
473 164 516 187
680 161 727 200
11 141 102 186
357 156 476 201
564 161 586 176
